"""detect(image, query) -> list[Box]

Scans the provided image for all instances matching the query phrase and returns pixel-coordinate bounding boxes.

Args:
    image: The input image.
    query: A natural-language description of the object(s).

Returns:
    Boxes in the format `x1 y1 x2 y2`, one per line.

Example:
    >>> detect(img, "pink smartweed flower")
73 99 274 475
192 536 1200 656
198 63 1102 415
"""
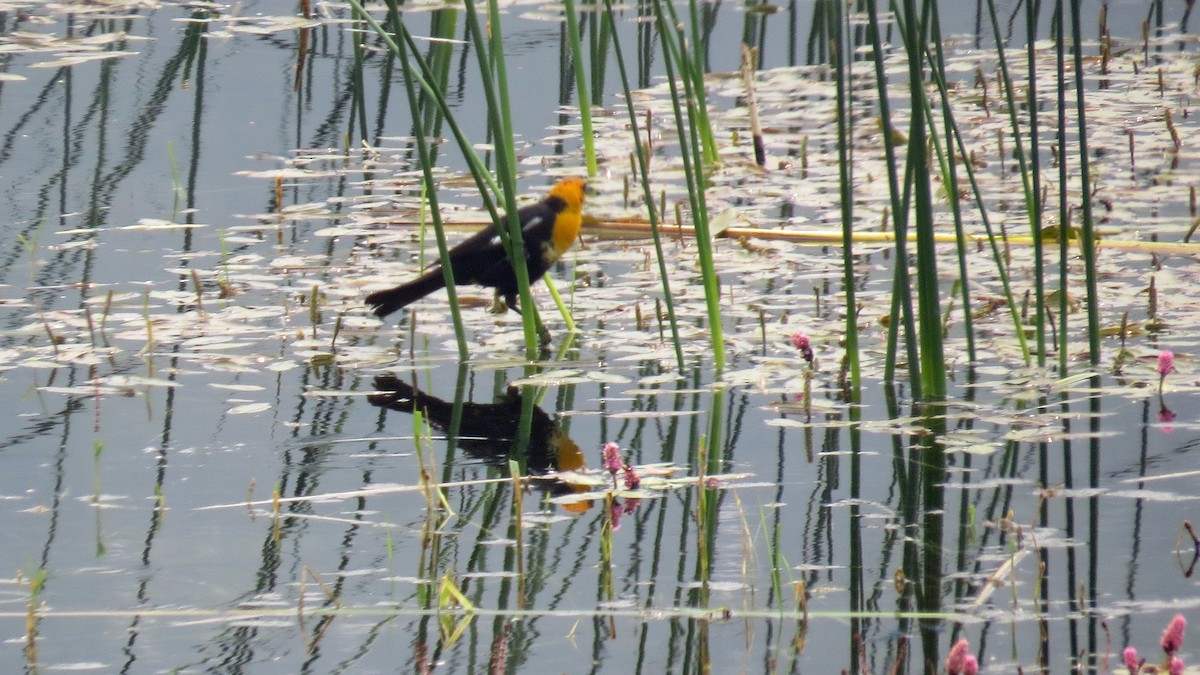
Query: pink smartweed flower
1123 646 1140 674
791 331 814 365
1158 350 1176 378
945 639 971 675
601 442 622 476
962 654 978 675
1169 656 1184 675
1161 614 1187 656
622 463 641 490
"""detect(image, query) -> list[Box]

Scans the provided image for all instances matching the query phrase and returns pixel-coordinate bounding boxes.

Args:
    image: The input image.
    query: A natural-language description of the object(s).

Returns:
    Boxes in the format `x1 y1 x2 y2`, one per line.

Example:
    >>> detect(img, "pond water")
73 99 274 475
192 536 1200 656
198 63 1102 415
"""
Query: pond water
2 1 1200 673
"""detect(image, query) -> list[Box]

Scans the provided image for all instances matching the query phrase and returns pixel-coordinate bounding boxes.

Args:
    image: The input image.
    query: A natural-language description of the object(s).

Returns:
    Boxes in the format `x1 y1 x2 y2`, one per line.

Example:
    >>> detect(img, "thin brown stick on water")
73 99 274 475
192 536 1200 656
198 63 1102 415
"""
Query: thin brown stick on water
740 44 765 167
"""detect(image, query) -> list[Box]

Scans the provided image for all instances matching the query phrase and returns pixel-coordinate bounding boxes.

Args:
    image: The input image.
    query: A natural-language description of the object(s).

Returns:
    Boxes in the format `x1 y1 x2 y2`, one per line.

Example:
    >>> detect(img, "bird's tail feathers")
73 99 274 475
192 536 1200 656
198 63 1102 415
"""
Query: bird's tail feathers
364 269 447 318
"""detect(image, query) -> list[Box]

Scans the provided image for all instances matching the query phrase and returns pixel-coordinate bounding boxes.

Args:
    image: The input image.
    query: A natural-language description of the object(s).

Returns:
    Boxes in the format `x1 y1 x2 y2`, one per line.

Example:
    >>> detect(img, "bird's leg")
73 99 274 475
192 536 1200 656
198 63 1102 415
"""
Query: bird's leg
503 293 521 315
487 293 510 314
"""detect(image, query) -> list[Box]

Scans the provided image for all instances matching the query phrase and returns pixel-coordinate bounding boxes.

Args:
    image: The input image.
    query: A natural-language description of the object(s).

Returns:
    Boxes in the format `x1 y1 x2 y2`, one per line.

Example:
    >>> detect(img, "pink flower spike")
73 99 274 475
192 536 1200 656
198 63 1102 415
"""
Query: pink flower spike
945 639 971 675
1169 656 1184 675
1123 646 1140 674
1161 614 1187 655
791 331 814 364
1158 350 1176 378
622 463 641 490
601 442 622 475
962 654 978 675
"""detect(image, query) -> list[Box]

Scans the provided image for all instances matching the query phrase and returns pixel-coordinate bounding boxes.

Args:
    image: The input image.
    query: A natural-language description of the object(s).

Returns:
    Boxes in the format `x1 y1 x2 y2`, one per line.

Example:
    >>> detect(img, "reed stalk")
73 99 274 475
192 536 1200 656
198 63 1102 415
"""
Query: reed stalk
421 10 458 137
865 1 918 385
653 0 726 373
563 0 598 177
604 0 685 371
1026 1 1045 363
1055 3 1069 373
828 0 860 397
588 0 611 101
985 0 1045 361
910 25 1031 367
349 2 370 146
895 0 945 400
462 0 542 355
927 9 976 364
393 17 470 359
1069 0 1101 365
679 0 719 166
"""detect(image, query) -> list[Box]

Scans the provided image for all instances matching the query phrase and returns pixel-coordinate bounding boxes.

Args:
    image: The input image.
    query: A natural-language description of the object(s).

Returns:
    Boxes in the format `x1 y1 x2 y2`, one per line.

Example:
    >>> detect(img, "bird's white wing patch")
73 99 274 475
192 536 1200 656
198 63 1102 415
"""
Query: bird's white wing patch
521 215 543 232
488 234 502 246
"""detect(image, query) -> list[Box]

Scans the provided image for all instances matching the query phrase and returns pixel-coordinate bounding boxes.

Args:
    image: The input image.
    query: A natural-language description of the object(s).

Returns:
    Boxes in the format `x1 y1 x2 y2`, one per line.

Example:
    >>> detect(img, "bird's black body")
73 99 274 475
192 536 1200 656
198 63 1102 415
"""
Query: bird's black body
365 194 571 318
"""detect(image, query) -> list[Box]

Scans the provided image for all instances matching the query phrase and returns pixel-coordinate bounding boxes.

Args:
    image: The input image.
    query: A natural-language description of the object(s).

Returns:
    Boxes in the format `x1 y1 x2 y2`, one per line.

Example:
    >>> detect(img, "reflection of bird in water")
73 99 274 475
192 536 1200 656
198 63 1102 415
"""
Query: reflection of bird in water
368 375 590 511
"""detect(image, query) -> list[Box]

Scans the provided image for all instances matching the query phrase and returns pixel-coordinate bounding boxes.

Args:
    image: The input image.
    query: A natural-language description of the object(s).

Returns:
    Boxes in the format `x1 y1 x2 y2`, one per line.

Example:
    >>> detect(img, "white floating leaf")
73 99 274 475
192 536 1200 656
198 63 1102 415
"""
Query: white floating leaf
30 51 139 68
227 402 271 415
209 383 265 392
119 219 208 231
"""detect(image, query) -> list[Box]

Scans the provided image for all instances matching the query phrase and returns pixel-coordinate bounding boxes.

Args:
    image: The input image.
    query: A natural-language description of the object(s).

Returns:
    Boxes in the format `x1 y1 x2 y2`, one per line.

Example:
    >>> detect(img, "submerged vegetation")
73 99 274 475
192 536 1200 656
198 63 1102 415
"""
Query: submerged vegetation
2 0 1200 672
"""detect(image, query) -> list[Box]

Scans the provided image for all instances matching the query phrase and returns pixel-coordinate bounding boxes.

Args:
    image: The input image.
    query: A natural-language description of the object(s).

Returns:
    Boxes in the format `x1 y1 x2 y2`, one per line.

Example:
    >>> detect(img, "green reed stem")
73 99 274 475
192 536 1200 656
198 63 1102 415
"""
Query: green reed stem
349 2 370 146
866 0 918 385
829 0 860 396
589 0 611 101
1069 0 1101 365
604 0 685 371
654 0 726 373
394 20 469 359
481 0 544 355
898 0 945 400
682 0 719 166
926 10 976 364
543 275 577 333
1025 0 1045 363
1055 2 1070 373
986 0 1045 361
912 36 1030 367
563 0 598 177
421 10 458 137
387 10 501 214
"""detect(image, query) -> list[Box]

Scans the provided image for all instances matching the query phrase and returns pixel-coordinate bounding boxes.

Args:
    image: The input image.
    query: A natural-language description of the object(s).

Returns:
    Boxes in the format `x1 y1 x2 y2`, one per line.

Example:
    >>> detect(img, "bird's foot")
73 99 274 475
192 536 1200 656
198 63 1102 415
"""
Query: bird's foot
487 296 509 314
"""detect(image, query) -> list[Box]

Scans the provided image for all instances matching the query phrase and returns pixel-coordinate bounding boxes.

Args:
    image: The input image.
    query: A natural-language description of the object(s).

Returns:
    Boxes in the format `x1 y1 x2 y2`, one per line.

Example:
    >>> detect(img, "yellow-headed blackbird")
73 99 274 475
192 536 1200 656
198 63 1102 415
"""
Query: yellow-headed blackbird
365 177 588 318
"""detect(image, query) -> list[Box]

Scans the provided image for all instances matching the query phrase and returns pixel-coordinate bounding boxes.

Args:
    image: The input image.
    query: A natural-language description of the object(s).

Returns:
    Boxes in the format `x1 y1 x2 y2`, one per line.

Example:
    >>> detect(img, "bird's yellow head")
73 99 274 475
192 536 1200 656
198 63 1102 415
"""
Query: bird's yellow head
548 177 588 213
547 177 588 256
